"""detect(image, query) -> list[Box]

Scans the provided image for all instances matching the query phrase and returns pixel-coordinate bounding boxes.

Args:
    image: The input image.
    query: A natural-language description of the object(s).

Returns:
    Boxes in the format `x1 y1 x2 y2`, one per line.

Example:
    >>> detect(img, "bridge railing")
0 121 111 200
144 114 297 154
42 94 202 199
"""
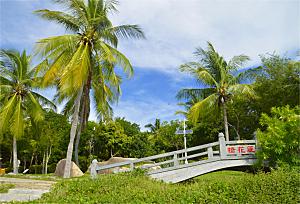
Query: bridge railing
92 132 257 175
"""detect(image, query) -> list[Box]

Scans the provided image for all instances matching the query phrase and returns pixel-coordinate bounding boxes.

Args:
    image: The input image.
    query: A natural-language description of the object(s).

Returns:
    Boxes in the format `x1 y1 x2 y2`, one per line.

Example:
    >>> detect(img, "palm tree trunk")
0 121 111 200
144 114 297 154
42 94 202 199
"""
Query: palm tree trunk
63 86 84 178
222 102 230 141
75 78 91 167
13 135 18 174
42 152 45 174
74 115 84 166
45 146 51 175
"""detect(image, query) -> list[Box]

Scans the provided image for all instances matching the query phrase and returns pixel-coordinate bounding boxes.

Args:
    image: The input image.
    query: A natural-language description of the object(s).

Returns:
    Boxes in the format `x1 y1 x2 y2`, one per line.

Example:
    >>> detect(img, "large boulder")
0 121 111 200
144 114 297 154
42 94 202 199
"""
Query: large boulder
54 159 84 177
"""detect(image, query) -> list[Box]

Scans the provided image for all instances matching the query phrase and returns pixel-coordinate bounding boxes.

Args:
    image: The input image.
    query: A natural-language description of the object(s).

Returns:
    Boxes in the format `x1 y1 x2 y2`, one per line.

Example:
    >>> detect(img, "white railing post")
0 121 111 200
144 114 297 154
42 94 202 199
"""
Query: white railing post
207 147 213 159
130 162 134 171
173 153 179 167
90 159 98 179
218 132 226 159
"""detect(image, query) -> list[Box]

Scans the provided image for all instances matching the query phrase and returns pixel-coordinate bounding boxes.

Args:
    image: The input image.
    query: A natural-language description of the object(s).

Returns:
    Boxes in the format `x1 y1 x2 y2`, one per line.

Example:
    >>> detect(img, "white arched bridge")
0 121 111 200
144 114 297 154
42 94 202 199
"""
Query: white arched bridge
94 133 257 183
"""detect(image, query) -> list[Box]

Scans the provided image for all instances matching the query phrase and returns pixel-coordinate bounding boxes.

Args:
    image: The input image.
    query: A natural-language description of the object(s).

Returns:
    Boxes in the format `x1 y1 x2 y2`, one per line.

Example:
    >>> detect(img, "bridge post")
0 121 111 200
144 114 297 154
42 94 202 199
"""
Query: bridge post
173 153 179 167
218 132 226 159
207 147 213 159
90 159 98 179
130 162 134 171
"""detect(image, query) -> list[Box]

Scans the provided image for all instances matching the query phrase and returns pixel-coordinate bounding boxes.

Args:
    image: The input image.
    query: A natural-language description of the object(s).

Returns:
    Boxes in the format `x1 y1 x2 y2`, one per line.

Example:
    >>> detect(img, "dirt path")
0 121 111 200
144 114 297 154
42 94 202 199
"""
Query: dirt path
0 177 56 202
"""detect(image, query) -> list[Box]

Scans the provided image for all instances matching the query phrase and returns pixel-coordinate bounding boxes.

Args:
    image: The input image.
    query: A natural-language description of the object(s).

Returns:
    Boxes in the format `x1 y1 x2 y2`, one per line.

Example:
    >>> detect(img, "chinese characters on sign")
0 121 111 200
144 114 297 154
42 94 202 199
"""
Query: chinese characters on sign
226 145 256 155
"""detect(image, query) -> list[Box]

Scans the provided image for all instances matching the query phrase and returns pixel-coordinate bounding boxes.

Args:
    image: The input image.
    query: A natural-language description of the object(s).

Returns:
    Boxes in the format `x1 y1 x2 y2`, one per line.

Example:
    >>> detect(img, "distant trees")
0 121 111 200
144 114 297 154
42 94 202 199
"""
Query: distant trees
178 42 255 141
0 50 54 174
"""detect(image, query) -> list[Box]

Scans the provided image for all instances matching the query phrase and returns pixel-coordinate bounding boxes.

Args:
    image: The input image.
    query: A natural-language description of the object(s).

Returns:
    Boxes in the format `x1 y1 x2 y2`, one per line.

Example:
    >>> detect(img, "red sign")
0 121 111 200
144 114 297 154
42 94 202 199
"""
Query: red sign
226 145 255 155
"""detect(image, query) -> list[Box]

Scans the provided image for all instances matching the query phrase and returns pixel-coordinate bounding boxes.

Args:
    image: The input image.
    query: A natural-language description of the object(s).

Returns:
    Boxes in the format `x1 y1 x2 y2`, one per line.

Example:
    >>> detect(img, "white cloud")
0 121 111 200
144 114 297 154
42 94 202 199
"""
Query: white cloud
111 0 299 72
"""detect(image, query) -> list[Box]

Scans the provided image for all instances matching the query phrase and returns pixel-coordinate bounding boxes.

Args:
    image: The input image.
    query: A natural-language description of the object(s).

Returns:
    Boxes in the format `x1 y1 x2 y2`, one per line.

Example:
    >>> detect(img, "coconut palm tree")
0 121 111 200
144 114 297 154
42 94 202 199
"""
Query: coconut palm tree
34 0 144 178
0 50 55 174
178 42 255 141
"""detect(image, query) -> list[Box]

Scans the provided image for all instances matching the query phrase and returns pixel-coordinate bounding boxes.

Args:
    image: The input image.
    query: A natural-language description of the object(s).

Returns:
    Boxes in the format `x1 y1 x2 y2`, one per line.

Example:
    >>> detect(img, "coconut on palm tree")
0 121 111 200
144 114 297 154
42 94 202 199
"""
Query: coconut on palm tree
34 0 144 177
178 42 255 141
0 50 55 174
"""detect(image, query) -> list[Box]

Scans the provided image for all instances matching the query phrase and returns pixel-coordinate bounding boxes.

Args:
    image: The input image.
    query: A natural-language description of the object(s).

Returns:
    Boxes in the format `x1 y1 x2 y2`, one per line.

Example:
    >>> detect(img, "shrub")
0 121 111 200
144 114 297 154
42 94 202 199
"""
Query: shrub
31 170 299 203
256 106 300 167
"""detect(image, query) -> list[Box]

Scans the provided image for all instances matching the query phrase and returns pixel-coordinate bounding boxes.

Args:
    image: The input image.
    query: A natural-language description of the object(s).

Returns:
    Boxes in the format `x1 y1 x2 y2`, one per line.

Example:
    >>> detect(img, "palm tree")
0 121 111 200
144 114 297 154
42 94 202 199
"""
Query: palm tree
34 0 144 178
178 42 255 141
145 119 161 132
0 50 55 174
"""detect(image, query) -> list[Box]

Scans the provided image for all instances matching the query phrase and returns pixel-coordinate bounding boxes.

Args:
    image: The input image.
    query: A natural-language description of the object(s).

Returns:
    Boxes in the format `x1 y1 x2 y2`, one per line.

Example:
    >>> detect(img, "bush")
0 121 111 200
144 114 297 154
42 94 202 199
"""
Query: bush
256 106 300 167
32 170 299 203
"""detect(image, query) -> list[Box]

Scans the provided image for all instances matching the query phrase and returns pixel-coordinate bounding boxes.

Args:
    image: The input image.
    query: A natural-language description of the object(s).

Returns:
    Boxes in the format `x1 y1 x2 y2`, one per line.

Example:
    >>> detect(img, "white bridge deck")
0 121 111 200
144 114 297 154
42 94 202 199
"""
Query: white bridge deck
95 133 257 183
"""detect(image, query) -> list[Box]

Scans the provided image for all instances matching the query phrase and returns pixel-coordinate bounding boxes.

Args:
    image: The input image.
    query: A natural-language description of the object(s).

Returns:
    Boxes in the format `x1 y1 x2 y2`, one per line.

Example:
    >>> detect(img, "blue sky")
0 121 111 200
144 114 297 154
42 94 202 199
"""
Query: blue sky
0 0 299 129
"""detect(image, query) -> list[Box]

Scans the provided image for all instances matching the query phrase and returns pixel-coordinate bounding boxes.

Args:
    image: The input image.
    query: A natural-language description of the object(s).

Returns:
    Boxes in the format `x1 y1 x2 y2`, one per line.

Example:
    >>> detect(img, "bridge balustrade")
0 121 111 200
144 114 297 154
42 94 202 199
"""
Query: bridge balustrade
92 132 257 176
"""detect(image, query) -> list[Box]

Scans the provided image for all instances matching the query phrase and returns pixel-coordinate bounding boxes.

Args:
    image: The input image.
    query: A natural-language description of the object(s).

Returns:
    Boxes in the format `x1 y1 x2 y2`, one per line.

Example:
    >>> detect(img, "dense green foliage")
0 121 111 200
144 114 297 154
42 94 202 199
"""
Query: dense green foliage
30 170 299 203
226 55 300 140
256 106 300 167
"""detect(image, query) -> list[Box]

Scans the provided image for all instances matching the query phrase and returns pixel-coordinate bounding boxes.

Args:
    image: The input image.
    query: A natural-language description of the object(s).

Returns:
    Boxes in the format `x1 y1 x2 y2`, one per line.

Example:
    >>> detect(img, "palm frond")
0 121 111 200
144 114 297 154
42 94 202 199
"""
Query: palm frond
0 94 17 135
175 110 187 116
31 91 57 111
179 62 202 74
196 69 218 87
42 51 73 87
34 9 80 32
176 88 215 101
60 43 91 95
26 92 44 123
34 34 79 58
96 41 133 77
228 55 250 70
227 84 256 99
189 93 219 123
109 24 145 40
104 0 119 13
230 66 263 84
10 97 24 138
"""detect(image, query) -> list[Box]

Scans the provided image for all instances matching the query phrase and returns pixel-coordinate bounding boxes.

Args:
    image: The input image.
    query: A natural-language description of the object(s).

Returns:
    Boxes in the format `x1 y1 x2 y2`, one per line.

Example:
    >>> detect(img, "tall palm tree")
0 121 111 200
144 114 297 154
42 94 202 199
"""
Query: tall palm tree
34 0 144 178
0 50 55 174
178 42 255 141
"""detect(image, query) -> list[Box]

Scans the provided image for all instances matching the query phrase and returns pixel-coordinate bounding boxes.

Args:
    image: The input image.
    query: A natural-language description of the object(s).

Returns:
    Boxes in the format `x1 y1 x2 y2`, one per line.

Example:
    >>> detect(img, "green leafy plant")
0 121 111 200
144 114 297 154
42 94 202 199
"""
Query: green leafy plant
256 106 300 167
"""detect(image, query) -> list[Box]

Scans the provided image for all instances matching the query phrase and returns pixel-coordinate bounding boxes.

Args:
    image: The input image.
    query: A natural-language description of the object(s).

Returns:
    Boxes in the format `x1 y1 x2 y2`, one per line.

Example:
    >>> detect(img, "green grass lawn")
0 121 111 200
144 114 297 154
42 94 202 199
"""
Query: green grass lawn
26 169 299 204
0 184 15 193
